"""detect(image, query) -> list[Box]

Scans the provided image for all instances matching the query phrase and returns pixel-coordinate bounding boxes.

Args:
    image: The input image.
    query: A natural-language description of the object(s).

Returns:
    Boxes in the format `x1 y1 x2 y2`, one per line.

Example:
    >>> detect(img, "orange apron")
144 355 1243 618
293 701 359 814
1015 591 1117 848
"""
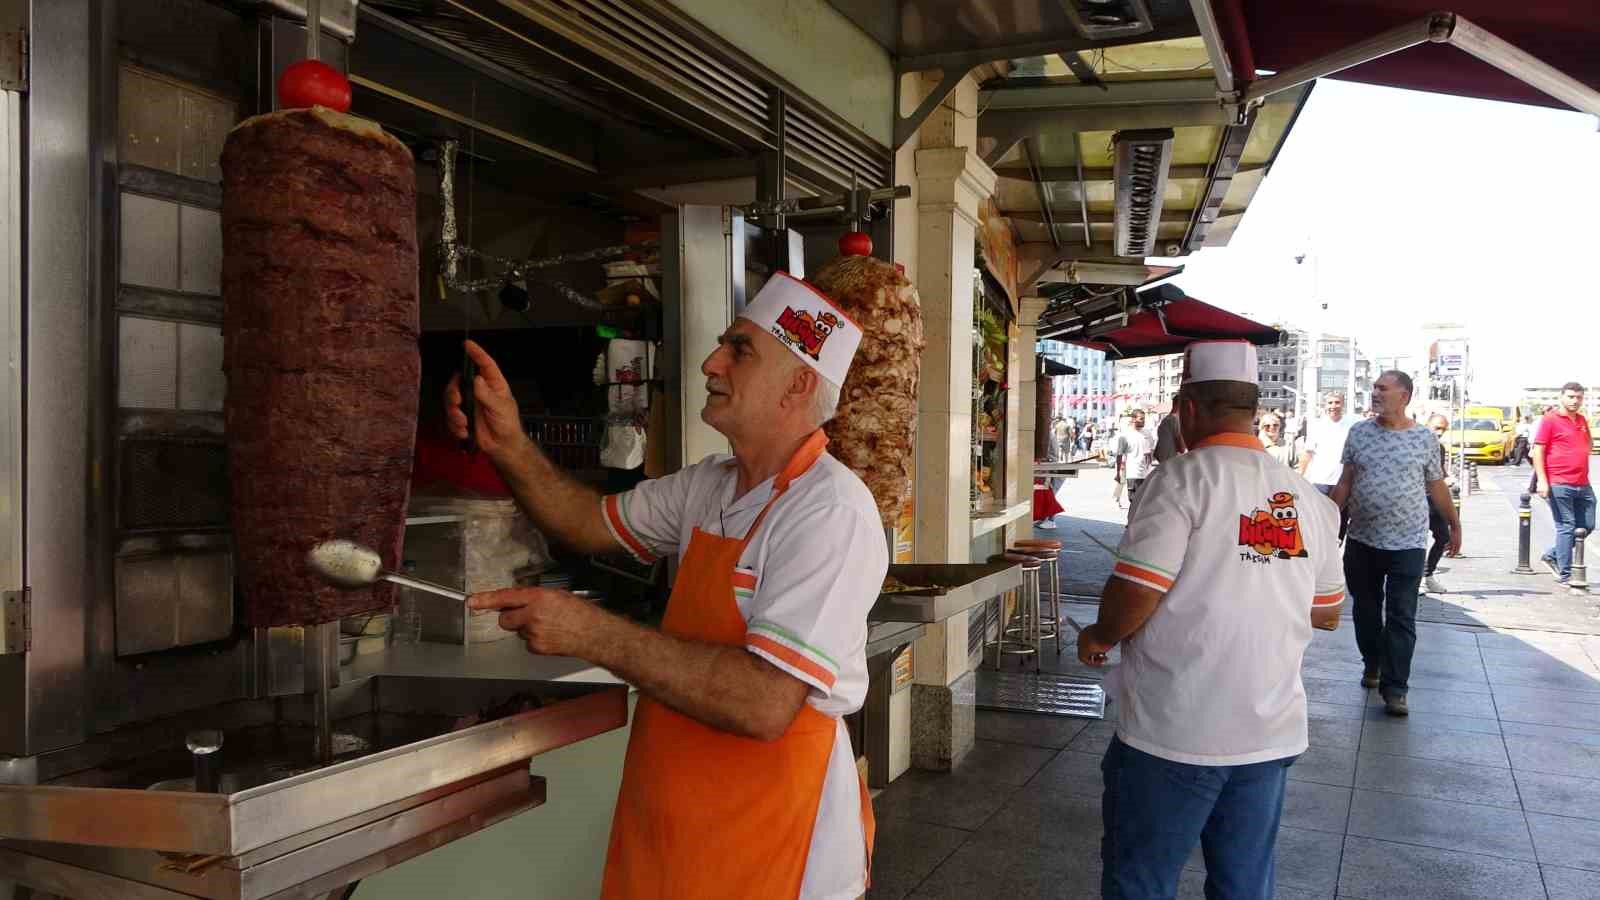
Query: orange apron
600 431 875 899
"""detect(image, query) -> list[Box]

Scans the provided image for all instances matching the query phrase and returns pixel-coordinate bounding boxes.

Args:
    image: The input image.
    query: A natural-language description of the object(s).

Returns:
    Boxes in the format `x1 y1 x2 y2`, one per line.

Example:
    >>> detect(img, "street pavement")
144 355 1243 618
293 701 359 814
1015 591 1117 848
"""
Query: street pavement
870 454 1600 899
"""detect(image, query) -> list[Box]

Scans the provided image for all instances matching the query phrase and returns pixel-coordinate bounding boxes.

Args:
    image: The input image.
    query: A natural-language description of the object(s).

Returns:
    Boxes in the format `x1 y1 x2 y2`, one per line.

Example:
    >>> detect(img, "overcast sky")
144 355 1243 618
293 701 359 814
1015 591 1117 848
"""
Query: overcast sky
1155 78 1598 403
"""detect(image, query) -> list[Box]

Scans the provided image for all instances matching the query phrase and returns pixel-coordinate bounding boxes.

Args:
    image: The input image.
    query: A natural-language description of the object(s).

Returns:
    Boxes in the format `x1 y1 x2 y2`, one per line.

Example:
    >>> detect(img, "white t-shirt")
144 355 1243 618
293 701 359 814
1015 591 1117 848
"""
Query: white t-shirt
1108 433 1346 766
602 447 886 900
1116 426 1158 480
1303 415 1355 486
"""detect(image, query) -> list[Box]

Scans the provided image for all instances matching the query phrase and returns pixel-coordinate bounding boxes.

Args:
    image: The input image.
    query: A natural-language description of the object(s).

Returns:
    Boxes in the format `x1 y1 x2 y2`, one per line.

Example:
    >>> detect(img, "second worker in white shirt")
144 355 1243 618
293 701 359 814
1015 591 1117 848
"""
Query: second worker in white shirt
1078 340 1346 900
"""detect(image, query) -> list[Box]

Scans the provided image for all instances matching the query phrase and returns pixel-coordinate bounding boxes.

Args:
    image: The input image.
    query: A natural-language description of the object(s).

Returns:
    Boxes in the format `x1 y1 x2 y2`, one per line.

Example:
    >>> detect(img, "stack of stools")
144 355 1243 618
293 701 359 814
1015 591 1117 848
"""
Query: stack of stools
988 552 1042 671
1013 539 1064 655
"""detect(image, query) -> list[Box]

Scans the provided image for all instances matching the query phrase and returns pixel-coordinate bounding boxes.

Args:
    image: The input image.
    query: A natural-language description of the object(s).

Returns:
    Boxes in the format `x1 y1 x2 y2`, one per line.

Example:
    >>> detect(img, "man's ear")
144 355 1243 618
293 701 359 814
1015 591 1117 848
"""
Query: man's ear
786 363 818 412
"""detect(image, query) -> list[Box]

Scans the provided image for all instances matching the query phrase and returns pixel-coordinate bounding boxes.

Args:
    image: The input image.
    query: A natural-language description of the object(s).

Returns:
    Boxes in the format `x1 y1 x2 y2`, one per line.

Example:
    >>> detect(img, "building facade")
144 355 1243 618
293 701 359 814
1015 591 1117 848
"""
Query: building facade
1257 330 1303 414
1114 352 1184 416
1038 340 1114 425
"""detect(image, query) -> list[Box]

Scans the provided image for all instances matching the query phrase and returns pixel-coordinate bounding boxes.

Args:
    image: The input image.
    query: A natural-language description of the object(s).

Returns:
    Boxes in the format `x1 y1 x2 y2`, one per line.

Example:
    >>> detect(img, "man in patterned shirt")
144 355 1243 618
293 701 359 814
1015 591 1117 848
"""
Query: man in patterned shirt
1331 371 1462 716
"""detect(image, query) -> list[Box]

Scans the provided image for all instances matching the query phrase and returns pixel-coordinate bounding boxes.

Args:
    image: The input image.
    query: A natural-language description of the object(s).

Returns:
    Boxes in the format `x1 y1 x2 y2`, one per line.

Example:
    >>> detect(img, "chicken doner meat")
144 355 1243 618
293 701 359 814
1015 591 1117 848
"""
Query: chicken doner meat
221 107 420 626
810 255 924 528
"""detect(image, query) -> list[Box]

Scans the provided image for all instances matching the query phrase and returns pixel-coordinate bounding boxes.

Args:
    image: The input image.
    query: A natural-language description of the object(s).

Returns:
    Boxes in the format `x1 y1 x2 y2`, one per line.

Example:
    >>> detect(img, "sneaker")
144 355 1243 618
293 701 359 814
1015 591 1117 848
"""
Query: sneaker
1361 670 1379 689
1383 694 1409 717
1542 554 1560 576
1036 520 1057 530
1424 575 1447 595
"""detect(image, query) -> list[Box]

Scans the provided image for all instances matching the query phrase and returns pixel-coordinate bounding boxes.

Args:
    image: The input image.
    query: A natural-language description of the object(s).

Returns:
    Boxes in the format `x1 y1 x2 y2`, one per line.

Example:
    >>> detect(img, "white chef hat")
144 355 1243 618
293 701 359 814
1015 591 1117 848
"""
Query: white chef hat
1182 340 1259 385
737 272 862 386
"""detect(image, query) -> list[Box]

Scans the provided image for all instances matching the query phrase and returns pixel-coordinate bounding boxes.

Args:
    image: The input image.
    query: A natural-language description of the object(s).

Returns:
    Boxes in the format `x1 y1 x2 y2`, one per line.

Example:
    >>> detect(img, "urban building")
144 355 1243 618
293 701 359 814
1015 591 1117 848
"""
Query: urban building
1113 352 1184 416
1304 333 1372 414
1038 340 1113 425
1257 330 1304 414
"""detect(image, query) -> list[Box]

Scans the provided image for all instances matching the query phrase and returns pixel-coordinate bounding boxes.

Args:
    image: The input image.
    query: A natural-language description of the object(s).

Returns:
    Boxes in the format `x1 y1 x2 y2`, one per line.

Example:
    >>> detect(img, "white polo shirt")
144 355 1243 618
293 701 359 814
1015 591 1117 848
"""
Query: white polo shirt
1108 433 1346 766
602 446 887 900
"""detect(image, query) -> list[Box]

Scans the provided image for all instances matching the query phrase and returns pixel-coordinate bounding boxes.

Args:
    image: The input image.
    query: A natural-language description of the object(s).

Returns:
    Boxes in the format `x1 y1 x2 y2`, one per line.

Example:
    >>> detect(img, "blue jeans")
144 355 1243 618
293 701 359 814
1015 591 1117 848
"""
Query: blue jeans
1546 484 1596 579
1345 539 1424 697
1101 737 1296 900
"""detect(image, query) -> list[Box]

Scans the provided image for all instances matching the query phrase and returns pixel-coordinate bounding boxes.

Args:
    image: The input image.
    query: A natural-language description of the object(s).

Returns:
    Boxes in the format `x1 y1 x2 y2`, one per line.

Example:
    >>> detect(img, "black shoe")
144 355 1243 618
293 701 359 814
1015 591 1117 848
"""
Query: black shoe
1383 694 1409 717
1361 670 1379 689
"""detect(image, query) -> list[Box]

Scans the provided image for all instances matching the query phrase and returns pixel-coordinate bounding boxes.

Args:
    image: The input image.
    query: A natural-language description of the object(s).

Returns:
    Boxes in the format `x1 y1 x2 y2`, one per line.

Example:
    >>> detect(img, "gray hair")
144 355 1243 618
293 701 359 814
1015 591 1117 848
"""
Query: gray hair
810 375 841 427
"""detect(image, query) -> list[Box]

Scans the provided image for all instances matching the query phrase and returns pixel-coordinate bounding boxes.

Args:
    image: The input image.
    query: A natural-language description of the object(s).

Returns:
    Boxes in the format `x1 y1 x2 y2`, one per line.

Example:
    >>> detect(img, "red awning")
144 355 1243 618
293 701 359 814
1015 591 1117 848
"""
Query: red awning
1068 288 1280 359
1214 0 1600 111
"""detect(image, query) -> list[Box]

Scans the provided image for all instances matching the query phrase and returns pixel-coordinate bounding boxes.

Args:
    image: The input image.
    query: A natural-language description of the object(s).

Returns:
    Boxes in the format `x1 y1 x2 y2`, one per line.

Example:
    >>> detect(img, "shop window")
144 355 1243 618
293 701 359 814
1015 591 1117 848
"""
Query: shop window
972 270 1009 510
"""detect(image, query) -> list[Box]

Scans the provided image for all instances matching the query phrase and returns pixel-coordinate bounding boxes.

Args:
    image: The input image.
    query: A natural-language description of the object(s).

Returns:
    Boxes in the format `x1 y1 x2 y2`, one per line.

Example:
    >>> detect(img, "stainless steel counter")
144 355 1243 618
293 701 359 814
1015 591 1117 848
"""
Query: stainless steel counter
344 637 626 686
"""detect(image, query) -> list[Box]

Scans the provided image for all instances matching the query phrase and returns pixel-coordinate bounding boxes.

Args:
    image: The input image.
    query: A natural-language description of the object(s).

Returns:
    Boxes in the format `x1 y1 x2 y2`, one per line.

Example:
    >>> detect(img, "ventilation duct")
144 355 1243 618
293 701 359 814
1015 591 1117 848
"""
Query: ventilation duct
1112 128 1174 258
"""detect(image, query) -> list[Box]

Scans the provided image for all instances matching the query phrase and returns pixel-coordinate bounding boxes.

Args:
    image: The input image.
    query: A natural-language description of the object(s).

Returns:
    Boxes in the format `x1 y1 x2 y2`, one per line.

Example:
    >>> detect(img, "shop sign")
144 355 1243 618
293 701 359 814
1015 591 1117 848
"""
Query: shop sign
892 644 914 690
1436 340 1467 376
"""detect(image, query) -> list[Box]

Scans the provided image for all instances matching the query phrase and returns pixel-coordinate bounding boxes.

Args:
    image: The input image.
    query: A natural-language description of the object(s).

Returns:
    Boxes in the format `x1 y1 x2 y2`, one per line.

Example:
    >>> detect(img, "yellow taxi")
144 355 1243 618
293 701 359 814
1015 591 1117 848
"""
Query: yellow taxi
1439 406 1515 464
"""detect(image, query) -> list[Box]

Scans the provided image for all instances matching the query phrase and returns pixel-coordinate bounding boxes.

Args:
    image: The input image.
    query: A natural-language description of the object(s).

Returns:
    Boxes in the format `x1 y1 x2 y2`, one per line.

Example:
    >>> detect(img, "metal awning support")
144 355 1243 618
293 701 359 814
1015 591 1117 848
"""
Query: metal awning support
1022 139 1061 250
1240 12 1600 123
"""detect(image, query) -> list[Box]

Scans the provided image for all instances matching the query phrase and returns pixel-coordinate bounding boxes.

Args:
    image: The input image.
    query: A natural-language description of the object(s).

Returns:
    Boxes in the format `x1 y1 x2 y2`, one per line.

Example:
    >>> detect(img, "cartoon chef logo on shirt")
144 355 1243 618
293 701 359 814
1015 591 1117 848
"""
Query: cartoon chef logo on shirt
773 306 839 361
1237 491 1309 561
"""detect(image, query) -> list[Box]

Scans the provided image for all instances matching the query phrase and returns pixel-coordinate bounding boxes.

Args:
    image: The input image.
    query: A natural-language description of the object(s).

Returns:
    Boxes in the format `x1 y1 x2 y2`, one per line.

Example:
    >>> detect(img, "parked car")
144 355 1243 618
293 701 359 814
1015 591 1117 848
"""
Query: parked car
1439 406 1515 464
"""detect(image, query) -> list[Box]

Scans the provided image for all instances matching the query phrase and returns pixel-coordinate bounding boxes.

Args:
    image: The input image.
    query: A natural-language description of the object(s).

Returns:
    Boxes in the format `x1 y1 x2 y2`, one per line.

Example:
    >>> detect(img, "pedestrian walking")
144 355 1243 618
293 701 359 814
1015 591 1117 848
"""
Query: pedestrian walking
1533 382 1594 584
1511 415 1533 466
1078 341 1345 900
1299 392 1353 495
1113 409 1158 510
1422 414 1455 594
1259 412 1297 468
1332 371 1461 717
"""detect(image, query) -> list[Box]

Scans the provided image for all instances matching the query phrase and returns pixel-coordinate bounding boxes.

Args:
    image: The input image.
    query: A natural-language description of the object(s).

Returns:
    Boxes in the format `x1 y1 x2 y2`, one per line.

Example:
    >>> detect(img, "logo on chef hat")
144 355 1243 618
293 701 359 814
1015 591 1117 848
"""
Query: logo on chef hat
774 306 841 361
739 272 862 385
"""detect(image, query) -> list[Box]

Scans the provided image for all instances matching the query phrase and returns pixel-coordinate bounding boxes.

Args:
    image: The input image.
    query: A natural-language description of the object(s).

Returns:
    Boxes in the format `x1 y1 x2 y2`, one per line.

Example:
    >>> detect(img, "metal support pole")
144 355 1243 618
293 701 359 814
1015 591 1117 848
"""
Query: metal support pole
1571 528 1589 592
306 621 339 766
1513 493 1535 574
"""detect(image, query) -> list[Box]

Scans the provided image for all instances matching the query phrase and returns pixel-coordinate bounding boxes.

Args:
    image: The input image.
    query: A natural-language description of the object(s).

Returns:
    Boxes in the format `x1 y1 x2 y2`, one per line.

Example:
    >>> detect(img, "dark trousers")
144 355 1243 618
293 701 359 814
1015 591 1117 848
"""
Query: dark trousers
1345 539 1424 697
1425 502 1451 576
1101 737 1294 900
1510 436 1530 466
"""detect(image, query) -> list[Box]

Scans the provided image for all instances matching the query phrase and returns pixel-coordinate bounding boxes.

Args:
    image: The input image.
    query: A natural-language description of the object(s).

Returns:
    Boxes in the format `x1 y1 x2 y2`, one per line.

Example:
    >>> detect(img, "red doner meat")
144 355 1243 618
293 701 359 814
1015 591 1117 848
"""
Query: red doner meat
221 108 420 626
810 256 924 528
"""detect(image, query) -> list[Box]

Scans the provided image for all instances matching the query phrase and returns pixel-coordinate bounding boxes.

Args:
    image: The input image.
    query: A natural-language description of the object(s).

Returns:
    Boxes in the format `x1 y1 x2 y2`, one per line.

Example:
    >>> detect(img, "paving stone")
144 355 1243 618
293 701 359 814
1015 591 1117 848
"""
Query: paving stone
1485 661 1600 692
1287 744 1358 787
1542 864 1600 900
867 817 971 900
1306 699 1368 721
1302 675 1372 709
871 768 1019 831
1512 769 1600 820
1353 751 1522 808
1363 686 1499 718
1308 715 1363 750
1345 790 1535 861
1335 835 1544 900
952 740 1059 787
1500 719 1600 747
1527 813 1600 872
1065 720 1118 754
1360 706 1503 735
1494 695 1600 732
1024 748 1106 800
1281 780 1351 833
907 826 1102 899
1503 734 1600 778
975 709 1092 749
1358 723 1510 767
960 787 1105 853
1490 683 1600 707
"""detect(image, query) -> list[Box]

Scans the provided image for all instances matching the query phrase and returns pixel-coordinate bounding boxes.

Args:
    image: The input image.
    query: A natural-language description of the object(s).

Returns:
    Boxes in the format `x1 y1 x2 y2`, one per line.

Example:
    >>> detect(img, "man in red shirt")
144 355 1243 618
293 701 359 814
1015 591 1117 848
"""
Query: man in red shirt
1533 382 1594 584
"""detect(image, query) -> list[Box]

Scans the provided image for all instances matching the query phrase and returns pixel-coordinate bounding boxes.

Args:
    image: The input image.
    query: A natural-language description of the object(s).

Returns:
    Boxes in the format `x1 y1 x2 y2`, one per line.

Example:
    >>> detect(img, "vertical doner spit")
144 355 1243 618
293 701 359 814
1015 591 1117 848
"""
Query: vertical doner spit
221 95 419 765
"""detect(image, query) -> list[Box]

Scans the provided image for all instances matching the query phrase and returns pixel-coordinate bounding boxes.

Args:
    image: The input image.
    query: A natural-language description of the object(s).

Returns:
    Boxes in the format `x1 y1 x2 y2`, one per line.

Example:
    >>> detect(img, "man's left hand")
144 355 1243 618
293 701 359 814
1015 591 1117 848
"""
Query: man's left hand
1077 624 1115 667
1448 523 1463 557
468 588 606 658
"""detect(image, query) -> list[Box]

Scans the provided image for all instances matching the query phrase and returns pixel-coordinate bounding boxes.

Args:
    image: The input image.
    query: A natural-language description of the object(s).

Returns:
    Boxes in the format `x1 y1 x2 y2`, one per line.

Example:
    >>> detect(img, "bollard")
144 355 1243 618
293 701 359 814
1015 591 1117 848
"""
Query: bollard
1572 528 1589 592
1512 493 1535 574
1468 462 1480 493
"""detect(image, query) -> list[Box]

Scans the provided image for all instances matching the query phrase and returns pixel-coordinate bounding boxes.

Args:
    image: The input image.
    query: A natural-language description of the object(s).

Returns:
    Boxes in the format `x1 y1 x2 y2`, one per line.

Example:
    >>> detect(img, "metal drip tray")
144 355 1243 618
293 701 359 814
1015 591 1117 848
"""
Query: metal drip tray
869 562 1023 623
976 670 1106 719
0 676 627 858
